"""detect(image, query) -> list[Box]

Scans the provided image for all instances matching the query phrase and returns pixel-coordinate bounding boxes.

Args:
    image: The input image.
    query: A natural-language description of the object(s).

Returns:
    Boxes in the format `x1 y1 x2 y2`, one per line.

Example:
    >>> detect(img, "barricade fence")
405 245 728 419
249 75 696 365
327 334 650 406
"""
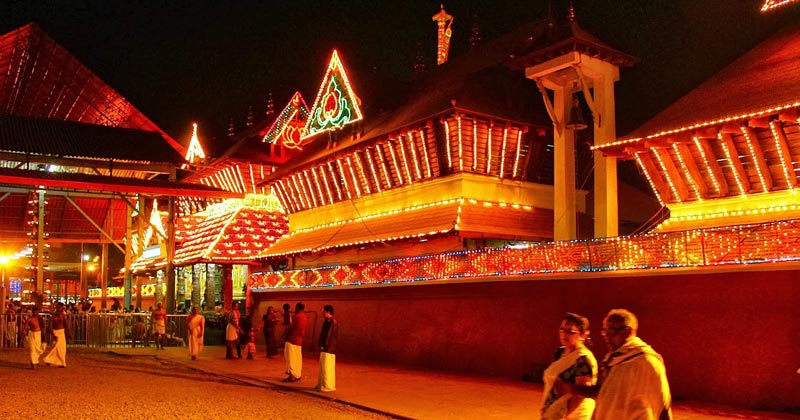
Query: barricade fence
0 312 189 350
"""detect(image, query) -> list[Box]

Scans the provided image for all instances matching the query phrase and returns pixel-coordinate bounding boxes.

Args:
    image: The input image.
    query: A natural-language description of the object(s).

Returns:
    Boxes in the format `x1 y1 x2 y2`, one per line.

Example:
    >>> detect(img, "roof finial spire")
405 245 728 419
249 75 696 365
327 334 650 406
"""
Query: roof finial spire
432 4 454 65
568 1 576 23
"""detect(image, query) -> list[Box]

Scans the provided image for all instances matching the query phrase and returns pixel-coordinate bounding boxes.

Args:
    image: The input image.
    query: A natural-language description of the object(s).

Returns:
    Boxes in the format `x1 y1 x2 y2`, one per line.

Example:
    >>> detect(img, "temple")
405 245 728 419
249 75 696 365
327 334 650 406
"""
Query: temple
1 4 798 412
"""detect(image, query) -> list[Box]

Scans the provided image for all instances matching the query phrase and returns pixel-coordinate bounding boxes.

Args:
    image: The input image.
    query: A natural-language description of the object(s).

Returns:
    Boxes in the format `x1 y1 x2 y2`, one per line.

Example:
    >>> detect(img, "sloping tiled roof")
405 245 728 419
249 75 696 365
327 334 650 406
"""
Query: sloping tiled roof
0 23 183 154
0 113 182 164
174 206 288 264
258 201 461 258
257 200 556 259
623 21 800 141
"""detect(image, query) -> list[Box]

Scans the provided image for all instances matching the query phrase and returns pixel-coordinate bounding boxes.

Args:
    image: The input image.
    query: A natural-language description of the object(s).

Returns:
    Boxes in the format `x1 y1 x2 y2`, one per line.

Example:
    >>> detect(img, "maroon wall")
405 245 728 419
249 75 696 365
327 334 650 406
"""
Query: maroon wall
250 268 800 411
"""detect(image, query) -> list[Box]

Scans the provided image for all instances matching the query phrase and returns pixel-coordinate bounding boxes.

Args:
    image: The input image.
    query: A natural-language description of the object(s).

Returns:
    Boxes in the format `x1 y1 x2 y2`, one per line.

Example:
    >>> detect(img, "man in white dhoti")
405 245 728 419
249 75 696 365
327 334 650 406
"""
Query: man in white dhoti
315 305 338 392
593 309 672 420
151 302 167 350
186 306 205 360
282 302 307 382
25 307 46 368
43 303 70 368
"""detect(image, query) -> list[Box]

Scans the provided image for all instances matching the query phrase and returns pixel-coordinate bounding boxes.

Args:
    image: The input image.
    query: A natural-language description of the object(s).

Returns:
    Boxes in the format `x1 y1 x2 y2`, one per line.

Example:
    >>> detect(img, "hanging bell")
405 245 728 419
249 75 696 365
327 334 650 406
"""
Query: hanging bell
566 94 588 131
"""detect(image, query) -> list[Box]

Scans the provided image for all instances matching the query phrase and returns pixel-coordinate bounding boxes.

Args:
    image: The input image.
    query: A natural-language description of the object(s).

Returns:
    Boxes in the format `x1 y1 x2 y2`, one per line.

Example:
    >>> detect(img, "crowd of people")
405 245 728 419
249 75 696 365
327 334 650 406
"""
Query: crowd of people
7 298 671 418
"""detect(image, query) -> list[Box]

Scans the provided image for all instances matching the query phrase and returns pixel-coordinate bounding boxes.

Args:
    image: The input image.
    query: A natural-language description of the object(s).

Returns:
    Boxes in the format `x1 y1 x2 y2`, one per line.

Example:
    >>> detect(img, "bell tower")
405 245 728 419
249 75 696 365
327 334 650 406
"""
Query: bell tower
511 6 636 239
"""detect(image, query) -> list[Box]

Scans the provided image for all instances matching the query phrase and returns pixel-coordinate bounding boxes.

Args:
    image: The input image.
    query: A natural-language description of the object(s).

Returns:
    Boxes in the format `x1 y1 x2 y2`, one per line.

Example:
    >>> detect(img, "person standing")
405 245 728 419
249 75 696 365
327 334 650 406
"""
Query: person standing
282 302 307 382
315 305 338 392
150 302 167 350
280 303 292 341
6 302 18 348
186 306 205 360
225 302 243 359
262 306 279 358
42 303 70 368
25 306 46 368
541 313 597 420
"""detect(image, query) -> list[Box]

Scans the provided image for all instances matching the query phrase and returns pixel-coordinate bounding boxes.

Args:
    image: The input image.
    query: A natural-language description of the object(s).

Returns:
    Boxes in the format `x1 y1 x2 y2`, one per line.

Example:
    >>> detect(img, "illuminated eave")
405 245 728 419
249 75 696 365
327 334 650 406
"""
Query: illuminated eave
761 0 800 11
592 101 800 151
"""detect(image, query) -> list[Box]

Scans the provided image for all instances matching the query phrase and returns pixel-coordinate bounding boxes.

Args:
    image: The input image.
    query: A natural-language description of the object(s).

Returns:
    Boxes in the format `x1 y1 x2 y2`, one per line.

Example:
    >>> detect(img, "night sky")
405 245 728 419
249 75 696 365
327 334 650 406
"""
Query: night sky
2 0 797 150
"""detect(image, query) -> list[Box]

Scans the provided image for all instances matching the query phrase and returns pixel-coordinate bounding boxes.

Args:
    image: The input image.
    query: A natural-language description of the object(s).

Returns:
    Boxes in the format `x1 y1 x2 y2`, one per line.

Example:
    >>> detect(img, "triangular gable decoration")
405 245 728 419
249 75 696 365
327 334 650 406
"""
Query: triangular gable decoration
303 50 364 139
761 0 800 11
262 92 311 150
184 123 206 163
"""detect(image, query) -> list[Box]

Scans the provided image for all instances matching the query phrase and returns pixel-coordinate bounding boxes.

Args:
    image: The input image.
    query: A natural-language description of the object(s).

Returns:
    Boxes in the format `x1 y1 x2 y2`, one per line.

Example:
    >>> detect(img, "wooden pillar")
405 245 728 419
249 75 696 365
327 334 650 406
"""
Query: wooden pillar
553 87 577 240
591 69 619 238
100 242 108 310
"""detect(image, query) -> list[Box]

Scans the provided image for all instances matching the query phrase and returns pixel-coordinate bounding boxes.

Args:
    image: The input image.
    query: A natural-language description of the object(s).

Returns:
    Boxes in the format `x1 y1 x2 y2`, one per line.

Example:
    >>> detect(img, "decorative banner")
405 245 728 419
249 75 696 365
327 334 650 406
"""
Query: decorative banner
262 91 310 149
88 284 166 298
304 50 363 139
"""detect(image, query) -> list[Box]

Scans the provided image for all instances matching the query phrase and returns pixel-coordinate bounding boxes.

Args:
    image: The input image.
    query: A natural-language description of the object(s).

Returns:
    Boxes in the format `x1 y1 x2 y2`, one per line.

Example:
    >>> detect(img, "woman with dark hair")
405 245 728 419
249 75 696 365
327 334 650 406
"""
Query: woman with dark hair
262 306 279 358
540 313 597 420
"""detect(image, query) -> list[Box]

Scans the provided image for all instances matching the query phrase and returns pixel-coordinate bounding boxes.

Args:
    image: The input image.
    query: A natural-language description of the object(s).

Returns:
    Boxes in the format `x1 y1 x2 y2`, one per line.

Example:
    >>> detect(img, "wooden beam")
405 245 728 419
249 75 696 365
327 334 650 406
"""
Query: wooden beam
720 122 742 134
693 126 720 139
644 137 673 148
693 137 728 197
652 147 690 202
719 133 750 195
673 143 709 199
769 121 798 188
747 117 772 129
778 109 798 122
741 126 772 192
635 152 672 204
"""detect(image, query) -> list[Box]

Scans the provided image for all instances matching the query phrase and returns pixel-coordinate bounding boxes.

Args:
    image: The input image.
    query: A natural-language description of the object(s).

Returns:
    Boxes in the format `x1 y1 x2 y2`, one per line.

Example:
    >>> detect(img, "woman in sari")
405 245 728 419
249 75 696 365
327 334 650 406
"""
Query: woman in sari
187 306 205 360
540 312 597 420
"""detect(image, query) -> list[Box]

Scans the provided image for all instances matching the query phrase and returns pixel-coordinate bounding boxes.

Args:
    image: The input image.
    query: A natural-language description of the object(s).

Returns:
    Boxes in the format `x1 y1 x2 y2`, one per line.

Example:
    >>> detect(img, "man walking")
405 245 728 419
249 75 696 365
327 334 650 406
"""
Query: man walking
282 302 307 382
594 309 672 420
315 304 338 392
25 307 46 368
186 306 205 360
42 303 70 368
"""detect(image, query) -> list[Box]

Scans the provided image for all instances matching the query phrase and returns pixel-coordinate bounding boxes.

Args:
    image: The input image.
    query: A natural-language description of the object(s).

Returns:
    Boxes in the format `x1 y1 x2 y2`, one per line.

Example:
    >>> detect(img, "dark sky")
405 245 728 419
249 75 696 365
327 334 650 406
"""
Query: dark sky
2 0 797 148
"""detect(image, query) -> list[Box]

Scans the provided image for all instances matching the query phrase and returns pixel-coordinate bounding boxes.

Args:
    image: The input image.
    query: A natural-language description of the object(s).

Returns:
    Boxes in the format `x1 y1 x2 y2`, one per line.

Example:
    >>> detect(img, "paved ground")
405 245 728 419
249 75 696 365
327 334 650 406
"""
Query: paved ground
111 345 798 420
1 345 797 420
0 347 392 420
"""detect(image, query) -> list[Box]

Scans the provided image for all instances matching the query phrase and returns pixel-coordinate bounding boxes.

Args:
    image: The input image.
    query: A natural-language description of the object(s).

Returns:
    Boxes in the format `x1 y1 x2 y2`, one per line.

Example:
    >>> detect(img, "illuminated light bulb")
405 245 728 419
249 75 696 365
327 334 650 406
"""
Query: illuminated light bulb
396 137 413 184
718 132 748 197
365 148 382 193
327 161 343 200
353 153 370 194
419 129 433 178
407 131 423 180
740 127 769 193
345 156 362 197
443 120 453 169
512 129 522 179
634 153 665 206
486 124 493 174
319 165 335 203
500 128 509 178
386 140 403 186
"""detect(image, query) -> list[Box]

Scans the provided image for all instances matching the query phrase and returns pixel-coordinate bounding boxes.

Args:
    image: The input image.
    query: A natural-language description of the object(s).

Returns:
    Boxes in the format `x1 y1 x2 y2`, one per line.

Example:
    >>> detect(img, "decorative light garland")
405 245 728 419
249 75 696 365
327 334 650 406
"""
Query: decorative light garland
387 140 403 186
444 120 453 169
634 153 665 206
457 115 464 171
672 143 702 201
653 149 683 203
346 156 362 197
407 131 422 180
327 161 343 200
419 128 433 178
377 143 392 189
304 50 364 139
692 136 722 196
472 118 478 171
250 218 800 290
336 159 353 199
365 148 382 193
769 121 796 190
740 126 770 193
396 137 414 184
500 128 509 178
353 152 370 194
486 123 493 174
512 129 522 179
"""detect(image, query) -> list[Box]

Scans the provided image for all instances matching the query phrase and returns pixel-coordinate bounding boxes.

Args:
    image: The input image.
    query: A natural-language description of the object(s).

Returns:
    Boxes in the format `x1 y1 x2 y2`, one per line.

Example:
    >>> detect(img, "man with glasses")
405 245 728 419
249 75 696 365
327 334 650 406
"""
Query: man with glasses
595 309 672 420
557 308 672 419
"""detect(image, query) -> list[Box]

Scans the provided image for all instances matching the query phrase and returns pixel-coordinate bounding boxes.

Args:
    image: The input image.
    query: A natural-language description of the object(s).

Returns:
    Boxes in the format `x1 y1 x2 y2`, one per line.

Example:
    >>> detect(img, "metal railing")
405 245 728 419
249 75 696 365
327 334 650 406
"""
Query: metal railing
1 312 189 350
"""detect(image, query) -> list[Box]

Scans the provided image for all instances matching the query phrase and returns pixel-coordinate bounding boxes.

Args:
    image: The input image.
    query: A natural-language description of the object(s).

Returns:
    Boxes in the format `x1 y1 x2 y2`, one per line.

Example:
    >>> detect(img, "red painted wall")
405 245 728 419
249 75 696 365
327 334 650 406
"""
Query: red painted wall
250 268 800 411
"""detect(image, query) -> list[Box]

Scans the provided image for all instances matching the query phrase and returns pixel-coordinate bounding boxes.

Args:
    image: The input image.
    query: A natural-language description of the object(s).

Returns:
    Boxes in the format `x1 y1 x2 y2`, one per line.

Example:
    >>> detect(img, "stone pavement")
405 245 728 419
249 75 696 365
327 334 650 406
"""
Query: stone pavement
110 346 798 420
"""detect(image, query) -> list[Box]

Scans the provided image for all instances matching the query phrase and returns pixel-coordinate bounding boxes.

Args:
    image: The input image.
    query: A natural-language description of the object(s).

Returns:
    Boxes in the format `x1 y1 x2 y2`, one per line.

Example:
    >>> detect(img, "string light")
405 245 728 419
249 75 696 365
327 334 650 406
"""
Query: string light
592 101 800 151
327 161 343 200
500 128 509 178
719 132 748 197
396 137 414 184
512 129 522 179
365 148 382 193
387 140 403 186
672 143 703 201
740 126 770 193
419 128 433 178
303 170 319 207
304 50 364 139
769 120 796 190
634 153 665 206
472 118 478 171
407 131 423 180
250 218 800 290
346 156 362 197
311 167 326 205
336 158 353 199
353 153 370 194
457 115 464 171
653 149 683 203
376 144 392 189
444 120 453 169
692 136 722 196
486 123 493 174
319 165 335 203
